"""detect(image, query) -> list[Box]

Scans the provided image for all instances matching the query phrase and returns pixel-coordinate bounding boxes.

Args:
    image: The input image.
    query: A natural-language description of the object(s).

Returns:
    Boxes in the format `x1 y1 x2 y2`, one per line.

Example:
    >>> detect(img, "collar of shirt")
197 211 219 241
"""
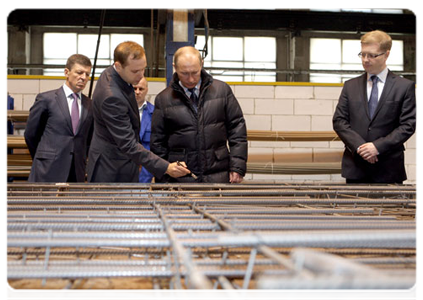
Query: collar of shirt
139 101 147 112
179 80 201 98
367 67 388 83
139 101 147 122
366 67 388 101
63 84 82 100
62 84 82 117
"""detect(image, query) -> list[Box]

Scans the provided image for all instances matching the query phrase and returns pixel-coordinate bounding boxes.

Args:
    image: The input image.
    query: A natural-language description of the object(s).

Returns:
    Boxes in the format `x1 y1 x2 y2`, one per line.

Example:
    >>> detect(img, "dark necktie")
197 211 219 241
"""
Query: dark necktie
368 75 378 119
188 88 198 112
71 93 80 134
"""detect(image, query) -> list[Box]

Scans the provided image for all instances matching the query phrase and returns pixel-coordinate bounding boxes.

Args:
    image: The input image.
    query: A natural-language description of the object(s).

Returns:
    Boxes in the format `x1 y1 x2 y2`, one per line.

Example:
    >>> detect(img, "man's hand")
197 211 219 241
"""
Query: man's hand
229 171 243 183
165 162 191 178
357 142 379 164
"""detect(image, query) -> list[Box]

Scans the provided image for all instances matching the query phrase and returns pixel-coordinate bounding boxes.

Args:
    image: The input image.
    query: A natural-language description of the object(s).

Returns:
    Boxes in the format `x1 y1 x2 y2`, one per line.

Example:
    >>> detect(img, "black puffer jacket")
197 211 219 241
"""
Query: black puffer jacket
151 70 248 183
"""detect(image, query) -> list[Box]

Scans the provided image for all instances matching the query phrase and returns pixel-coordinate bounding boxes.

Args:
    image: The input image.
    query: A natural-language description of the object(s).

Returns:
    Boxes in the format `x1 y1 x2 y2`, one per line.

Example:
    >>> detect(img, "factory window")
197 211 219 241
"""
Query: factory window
309 38 404 83
195 35 276 82
43 33 144 76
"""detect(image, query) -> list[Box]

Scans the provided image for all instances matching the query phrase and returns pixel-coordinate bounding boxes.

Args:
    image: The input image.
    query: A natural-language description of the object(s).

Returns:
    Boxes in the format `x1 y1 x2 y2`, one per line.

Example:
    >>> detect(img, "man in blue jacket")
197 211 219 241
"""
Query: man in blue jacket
134 77 154 183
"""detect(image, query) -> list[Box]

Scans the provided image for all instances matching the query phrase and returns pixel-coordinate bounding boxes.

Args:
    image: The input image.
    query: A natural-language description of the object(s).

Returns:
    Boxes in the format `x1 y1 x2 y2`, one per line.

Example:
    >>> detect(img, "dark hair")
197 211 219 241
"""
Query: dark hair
65 54 92 70
114 41 145 67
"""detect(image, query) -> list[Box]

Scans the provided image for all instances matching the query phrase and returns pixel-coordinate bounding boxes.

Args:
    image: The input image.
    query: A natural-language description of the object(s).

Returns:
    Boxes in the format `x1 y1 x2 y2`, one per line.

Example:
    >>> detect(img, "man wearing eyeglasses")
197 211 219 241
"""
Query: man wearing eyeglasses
333 30 415 184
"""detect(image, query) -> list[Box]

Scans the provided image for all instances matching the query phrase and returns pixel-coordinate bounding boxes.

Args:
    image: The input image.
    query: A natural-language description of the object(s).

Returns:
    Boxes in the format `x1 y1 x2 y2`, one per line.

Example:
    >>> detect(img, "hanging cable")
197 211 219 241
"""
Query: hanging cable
202 10 209 61
88 10 106 98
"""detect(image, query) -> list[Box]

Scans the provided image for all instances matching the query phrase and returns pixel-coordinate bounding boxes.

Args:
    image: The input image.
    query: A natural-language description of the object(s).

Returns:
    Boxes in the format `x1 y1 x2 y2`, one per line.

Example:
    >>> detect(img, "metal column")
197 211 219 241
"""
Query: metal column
165 9 195 86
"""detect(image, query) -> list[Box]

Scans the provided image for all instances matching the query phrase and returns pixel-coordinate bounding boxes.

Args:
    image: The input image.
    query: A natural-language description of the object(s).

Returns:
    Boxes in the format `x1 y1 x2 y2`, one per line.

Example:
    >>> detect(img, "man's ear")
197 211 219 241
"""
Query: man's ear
114 61 122 72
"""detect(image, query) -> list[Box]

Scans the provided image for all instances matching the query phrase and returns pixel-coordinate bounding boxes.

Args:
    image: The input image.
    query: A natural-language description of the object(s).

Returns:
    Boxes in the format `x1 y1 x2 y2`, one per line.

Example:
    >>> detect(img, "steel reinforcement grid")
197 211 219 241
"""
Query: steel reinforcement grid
7 182 416 290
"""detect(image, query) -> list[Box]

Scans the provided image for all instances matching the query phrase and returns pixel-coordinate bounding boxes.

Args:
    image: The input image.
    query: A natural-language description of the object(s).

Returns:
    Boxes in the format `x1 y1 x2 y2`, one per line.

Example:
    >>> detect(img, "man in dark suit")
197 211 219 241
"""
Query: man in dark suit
87 41 189 182
333 30 416 184
25 54 93 182
134 77 155 183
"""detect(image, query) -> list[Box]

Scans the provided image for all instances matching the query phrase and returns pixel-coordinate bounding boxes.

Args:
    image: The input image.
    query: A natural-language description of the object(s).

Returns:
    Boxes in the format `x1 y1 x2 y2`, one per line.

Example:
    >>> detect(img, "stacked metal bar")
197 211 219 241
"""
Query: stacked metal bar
7 130 343 178
7 183 416 289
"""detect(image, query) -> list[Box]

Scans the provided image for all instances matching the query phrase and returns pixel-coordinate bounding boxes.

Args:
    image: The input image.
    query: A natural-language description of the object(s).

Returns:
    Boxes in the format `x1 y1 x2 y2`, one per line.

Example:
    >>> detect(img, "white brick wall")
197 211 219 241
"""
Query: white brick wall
255 99 294 115
234 85 275 98
7 77 416 184
237 98 254 114
8 79 40 94
406 134 416 148
311 116 335 131
275 85 314 99
23 94 38 111
272 116 311 131
40 79 64 92
295 99 333 115
245 115 272 131
314 86 343 99
147 81 166 95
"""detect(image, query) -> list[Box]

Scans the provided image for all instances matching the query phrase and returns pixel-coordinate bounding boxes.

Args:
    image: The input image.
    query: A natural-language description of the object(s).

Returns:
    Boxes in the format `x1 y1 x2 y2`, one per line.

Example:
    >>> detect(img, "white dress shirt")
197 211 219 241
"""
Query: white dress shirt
63 84 82 119
139 101 147 123
367 67 388 103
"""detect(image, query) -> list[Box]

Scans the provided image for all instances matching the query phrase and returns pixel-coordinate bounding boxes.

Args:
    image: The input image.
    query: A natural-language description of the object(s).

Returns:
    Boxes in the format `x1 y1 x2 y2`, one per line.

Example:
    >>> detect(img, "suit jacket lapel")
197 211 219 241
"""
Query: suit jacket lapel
128 88 139 121
357 73 370 119
78 95 90 134
371 70 396 121
56 88 74 134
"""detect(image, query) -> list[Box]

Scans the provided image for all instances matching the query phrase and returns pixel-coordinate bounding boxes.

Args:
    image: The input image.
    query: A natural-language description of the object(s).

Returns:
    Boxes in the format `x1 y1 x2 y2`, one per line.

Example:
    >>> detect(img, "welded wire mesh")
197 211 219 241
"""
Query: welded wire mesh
7 183 416 289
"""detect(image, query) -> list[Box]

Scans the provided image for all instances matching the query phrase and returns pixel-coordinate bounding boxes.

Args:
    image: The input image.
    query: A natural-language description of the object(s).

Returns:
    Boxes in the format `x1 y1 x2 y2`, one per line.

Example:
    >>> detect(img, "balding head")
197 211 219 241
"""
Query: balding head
173 46 203 68
173 46 203 89
134 77 149 107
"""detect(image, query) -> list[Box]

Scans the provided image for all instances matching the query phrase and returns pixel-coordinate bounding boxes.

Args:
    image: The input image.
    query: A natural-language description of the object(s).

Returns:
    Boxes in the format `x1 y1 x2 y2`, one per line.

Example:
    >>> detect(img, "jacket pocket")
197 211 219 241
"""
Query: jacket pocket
35 150 56 160
214 146 229 161
168 148 186 162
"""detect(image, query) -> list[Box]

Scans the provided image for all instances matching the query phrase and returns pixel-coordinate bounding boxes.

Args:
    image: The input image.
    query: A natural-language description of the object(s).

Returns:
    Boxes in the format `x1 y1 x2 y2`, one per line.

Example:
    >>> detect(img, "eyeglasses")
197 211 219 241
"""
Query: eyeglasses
358 52 386 59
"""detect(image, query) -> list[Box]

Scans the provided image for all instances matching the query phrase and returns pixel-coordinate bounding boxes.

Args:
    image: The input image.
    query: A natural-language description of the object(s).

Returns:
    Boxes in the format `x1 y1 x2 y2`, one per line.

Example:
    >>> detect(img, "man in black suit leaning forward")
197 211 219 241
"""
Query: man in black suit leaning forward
333 30 416 184
25 54 93 182
87 41 189 182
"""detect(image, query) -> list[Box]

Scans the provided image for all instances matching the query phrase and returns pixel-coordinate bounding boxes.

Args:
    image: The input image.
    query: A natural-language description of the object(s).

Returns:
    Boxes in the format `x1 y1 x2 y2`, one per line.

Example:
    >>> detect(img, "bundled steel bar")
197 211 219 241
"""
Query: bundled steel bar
247 130 340 141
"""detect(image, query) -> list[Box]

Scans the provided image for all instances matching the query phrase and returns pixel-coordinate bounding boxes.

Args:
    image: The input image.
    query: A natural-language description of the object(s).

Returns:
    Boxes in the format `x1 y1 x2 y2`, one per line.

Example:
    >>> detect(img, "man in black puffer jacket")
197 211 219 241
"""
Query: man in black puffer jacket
151 46 248 183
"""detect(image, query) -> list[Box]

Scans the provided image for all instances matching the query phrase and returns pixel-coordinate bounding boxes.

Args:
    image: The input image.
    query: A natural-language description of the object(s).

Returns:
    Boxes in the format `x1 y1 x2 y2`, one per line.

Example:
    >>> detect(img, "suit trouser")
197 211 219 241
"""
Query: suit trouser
67 156 77 182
